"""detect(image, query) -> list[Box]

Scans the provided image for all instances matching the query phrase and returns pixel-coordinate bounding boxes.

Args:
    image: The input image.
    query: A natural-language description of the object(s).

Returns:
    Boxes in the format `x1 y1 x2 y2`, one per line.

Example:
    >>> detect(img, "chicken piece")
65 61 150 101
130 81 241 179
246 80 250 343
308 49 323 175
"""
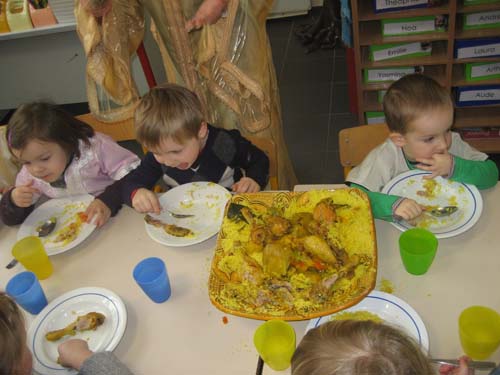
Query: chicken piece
45 312 105 341
250 225 269 246
265 215 291 238
290 212 314 237
144 215 193 237
313 199 337 223
302 235 337 265
262 242 292 276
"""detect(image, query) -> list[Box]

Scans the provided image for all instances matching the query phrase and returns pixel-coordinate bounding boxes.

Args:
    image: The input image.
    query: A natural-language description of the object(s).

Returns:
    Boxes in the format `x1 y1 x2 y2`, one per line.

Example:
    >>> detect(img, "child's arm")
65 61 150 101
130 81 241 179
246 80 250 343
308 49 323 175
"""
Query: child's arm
58 339 133 375
349 183 422 221
451 157 498 189
229 131 270 189
96 153 164 215
0 188 35 225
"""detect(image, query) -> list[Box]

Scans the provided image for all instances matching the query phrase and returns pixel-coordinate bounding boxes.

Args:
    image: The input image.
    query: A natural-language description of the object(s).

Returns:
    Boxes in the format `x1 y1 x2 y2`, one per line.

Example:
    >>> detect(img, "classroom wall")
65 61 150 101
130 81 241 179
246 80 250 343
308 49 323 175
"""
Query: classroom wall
0 15 166 111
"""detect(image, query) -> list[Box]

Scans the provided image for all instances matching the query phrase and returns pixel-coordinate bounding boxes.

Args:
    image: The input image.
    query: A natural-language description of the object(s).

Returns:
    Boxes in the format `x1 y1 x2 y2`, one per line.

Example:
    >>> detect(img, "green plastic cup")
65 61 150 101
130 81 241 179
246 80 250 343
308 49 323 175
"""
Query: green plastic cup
399 228 438 275
459 306 500 360
254 320 296 371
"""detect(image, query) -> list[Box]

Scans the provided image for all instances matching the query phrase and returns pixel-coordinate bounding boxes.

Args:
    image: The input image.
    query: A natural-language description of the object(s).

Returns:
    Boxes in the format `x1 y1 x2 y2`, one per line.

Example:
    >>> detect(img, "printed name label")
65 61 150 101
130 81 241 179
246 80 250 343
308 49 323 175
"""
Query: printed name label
373 42 425 61
367 68 415 81
375 0 428 10
471 62 500 78
466 11 500 26
459 89 500 102
384 19 435 35
457 43 500 59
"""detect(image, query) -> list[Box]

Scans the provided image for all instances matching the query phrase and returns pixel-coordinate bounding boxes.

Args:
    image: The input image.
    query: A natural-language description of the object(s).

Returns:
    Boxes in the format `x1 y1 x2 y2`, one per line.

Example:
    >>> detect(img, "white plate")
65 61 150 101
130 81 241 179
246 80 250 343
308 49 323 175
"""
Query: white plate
17 194 97 256
381 170 482 239
145 182 231 247
306 291 429 351
28 287 127 375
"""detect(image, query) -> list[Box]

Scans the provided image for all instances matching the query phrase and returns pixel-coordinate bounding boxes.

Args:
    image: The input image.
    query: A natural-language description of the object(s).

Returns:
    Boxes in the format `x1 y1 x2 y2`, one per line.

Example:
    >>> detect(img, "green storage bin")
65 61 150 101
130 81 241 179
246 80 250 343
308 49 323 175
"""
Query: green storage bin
378 90 387 103
366 111 386 124
465 62 500 82
463 11 500 30
464 0 500 5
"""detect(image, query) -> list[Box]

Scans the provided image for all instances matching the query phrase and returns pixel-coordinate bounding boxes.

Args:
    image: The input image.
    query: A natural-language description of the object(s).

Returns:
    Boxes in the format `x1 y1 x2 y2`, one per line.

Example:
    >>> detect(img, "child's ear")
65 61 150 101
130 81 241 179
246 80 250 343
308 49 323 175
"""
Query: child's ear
198 122 208 139
389 132 406 148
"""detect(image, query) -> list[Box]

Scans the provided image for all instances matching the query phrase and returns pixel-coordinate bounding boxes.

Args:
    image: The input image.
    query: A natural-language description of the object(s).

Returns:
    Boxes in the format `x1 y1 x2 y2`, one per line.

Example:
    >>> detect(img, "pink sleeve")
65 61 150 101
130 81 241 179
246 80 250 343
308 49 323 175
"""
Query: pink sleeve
15 167 42 203
95 133 140 180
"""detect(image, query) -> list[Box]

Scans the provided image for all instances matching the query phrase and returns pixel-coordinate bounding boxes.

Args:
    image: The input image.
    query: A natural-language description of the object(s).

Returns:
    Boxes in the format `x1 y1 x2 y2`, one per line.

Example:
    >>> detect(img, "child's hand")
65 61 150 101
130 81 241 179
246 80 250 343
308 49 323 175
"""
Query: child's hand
232 177 261 193
85 199 111 227
57 339 94 370
11 181 39 207
394 198 423 221
439 356 474 375
416 153 453 179
132 188 161 214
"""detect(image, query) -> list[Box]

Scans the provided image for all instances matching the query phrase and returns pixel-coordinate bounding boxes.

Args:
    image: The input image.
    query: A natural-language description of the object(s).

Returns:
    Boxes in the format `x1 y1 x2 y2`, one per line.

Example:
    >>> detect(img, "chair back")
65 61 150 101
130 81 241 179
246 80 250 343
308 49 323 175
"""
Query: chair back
76 113 136 142
246 136 278 190
339 123 390 178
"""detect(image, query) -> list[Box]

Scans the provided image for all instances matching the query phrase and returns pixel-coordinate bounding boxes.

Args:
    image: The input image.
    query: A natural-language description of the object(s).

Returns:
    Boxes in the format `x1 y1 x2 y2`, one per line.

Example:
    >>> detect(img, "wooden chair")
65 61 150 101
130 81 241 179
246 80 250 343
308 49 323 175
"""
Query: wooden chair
246 135 278 190
339 123 390 178
76 113 148 154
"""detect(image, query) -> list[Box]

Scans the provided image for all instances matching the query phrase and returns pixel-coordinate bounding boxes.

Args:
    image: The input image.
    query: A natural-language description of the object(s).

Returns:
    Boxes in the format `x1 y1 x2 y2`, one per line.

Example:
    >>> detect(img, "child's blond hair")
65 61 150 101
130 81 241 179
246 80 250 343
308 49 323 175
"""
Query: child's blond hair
135 83 205 148
383 74 452 134
0 292 26 374
291 320 434 375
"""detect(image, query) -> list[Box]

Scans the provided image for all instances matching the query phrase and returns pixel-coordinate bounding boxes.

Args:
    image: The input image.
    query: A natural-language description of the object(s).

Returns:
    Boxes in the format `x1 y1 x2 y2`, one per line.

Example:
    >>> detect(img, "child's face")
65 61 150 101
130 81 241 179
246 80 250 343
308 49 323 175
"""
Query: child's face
394 106 453 162
150 123 208 170
12 139 69 183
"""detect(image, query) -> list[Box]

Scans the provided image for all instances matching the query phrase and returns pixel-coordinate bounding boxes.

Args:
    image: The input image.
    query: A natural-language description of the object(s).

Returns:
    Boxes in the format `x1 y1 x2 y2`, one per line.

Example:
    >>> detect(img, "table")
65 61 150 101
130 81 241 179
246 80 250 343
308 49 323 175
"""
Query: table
1 185 500 374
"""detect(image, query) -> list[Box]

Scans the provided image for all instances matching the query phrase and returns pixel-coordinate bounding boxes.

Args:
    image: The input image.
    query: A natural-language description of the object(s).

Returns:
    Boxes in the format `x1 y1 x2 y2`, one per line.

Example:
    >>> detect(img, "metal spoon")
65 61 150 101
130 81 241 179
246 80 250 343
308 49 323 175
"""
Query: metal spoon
36 217 57 237
431 358 496 371
163 209 194 219
426 206 458 217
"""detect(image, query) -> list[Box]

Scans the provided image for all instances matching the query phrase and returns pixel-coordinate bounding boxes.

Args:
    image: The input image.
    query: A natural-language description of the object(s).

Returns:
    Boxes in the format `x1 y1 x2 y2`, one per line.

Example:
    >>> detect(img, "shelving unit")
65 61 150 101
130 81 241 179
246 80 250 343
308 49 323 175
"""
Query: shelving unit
350 0 500 152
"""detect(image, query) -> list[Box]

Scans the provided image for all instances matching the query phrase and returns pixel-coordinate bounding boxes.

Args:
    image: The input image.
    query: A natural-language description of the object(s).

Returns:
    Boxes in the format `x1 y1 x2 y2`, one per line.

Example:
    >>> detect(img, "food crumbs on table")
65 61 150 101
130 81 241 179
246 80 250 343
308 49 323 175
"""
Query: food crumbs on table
378 278 394 294
222 316 229 324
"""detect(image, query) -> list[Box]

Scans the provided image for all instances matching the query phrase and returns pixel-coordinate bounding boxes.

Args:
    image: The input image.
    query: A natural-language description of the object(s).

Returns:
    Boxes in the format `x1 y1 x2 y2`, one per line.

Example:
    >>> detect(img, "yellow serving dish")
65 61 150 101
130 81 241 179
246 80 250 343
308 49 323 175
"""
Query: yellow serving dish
208 188 377 321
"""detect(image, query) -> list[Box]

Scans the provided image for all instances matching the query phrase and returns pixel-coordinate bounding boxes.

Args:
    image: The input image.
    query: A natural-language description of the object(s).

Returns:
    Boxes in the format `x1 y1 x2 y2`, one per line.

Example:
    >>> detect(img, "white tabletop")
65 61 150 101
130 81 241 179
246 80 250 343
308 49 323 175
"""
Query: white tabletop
1 185 500 374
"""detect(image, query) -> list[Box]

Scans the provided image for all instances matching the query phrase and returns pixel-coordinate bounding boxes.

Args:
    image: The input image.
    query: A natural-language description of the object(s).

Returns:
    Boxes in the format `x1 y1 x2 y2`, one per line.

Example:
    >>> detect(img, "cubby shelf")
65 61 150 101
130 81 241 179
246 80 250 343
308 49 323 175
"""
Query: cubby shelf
351 0 500 152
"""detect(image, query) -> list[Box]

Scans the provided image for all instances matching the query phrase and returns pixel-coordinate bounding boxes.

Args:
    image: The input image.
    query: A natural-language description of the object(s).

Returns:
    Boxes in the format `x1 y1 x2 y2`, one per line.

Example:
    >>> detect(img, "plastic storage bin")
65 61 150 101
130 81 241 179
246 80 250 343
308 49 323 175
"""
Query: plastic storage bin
6 0 32 31
28 3 57 27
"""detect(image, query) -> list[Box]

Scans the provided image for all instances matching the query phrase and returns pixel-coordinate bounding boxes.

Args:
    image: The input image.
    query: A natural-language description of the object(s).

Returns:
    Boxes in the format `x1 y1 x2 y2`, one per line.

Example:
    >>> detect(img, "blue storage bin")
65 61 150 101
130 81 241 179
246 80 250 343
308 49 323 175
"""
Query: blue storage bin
455 85 500 107
454 37 500 59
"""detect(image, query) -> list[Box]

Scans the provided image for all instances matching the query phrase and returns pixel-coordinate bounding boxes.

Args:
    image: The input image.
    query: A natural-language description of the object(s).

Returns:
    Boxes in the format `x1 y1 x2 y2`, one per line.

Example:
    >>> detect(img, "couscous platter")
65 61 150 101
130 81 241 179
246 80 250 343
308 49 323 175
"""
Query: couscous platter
208 189 377 321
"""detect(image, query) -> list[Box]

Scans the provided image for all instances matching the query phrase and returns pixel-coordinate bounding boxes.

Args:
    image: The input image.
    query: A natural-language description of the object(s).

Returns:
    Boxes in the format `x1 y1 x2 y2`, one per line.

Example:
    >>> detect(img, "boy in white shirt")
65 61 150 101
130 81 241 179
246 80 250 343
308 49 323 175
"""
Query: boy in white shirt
347 74 498 221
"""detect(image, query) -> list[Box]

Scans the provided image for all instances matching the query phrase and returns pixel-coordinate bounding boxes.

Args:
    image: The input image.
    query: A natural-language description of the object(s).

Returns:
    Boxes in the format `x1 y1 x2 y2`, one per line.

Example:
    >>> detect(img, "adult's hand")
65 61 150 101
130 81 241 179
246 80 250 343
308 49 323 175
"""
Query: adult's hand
186 0 229 32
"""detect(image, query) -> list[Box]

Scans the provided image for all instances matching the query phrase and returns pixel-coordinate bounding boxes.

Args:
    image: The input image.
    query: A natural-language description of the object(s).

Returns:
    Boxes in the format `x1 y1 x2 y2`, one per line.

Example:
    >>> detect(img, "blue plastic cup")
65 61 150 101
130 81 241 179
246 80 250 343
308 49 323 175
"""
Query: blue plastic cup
6 271 48 314
133 257 171 303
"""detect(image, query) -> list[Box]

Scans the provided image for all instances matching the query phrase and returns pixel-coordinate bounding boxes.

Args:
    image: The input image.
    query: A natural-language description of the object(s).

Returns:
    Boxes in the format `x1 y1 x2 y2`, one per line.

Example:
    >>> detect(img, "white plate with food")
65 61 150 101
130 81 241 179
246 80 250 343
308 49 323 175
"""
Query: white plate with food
144 182 231 247
17 194 97 256
306 291 429 351
27 287 127 375
381 170 482 239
